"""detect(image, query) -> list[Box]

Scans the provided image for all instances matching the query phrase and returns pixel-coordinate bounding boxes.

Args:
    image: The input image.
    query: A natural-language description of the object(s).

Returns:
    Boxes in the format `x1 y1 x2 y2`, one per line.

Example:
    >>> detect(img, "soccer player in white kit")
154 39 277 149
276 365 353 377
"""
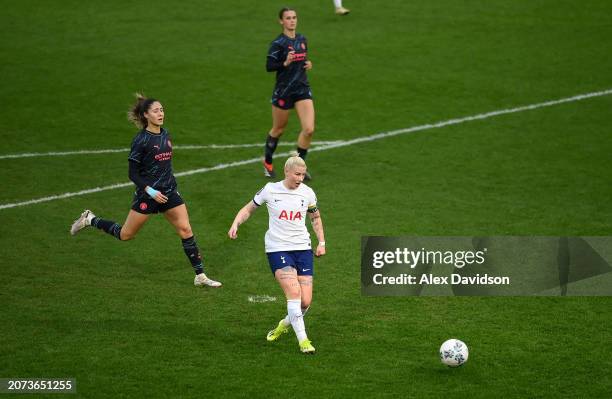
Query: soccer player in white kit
228 154 326 354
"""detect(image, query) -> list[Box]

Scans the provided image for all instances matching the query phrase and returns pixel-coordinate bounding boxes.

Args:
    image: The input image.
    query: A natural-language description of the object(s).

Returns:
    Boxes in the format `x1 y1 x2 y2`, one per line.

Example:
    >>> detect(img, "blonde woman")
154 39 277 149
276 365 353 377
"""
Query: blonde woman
229 154 326 353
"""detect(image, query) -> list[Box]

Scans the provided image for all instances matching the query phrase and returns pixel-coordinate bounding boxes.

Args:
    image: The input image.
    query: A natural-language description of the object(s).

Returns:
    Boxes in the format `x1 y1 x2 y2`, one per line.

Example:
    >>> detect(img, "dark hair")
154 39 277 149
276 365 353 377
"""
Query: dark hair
278 7 296 19
128 93 158 128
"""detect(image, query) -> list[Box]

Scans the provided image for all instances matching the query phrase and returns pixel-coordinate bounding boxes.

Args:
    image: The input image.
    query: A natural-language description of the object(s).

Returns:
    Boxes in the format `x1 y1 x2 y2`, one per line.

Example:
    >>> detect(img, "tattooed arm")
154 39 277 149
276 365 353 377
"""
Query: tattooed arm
309 210 326 257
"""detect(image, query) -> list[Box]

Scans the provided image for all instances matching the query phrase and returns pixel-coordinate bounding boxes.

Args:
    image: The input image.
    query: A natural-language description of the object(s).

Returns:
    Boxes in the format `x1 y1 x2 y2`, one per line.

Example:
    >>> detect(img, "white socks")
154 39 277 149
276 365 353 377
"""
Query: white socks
281 305 310 325
287 299 307 342
334 0 343 8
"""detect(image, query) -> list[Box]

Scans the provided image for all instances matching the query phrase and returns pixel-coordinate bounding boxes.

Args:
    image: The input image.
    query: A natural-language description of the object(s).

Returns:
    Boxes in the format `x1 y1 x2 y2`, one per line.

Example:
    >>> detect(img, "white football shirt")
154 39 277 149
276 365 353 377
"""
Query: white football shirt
253 181 318 252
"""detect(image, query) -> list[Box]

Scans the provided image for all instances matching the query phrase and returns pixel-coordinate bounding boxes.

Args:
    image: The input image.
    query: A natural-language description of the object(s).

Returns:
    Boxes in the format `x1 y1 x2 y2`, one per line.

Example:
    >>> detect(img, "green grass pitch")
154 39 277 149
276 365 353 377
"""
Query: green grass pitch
1 0 611 397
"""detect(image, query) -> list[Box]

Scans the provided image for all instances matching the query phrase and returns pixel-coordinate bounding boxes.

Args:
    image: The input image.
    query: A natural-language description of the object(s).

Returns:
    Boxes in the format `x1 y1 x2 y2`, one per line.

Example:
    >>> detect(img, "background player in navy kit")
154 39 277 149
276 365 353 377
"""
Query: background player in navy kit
70 94 221 288
263 8 316 180
333 0 350 15
229 154 326 354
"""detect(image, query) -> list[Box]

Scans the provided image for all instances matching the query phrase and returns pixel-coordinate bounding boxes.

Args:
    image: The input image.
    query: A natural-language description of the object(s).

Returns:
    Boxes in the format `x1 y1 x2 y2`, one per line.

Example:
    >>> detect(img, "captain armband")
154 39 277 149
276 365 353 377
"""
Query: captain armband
307 205 318 214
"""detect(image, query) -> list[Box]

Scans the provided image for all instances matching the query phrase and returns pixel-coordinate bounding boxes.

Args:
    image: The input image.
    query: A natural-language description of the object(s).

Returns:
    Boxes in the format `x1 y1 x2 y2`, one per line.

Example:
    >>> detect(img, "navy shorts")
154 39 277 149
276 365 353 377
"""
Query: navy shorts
131 190 185 214
267 250 314 276
271 86 313 110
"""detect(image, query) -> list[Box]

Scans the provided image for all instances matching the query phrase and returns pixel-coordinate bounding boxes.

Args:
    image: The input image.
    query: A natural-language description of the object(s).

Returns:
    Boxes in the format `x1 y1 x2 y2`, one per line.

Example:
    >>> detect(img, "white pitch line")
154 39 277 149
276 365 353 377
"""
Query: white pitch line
1 88 611 211
0 150 296 210
0 182 134 210
308 88 612 152
0 141 345 160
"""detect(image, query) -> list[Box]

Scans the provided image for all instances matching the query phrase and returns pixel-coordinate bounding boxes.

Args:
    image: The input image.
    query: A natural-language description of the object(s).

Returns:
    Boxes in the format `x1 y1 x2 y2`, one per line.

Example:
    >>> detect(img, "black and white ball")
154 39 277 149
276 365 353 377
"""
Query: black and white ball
439 339 469 367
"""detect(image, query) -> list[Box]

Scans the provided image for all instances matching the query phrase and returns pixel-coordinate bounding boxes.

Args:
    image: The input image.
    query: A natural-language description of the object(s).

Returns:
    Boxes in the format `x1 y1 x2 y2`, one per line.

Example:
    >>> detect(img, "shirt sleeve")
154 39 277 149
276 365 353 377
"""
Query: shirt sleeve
307 189 318 213
266 42 284 72
128 135 146 163
128 160 149 190
253 184 270 206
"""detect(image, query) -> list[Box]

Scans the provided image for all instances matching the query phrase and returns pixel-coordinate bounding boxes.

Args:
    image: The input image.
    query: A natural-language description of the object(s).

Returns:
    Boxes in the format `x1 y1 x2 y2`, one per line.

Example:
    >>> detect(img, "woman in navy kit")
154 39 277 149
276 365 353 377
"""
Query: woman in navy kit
229 154 326 354
262 7 316 180
70 94 221 288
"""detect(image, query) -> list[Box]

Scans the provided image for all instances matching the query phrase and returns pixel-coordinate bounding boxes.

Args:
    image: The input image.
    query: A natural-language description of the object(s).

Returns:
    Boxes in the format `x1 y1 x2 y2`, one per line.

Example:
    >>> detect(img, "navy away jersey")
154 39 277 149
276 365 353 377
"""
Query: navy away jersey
128 128 177 194
266 33 310 95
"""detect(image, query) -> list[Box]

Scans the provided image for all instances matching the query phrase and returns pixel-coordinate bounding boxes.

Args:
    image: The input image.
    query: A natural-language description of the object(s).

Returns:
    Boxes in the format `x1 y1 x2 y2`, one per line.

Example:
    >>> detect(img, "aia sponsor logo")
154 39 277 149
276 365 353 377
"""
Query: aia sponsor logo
139 202 148 211
278 210 302 221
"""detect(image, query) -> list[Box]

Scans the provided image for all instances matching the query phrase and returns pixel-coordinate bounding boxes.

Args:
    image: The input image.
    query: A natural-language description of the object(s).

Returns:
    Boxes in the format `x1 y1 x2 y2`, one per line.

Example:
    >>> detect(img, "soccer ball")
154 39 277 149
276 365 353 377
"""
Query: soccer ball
439 339 469 367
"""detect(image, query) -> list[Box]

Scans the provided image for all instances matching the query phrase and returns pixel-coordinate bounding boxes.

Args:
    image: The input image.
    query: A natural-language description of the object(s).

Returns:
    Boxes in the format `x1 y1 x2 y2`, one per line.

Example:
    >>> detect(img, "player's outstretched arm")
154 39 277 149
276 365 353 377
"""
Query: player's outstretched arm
309 210 326 256
228 201 259 239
